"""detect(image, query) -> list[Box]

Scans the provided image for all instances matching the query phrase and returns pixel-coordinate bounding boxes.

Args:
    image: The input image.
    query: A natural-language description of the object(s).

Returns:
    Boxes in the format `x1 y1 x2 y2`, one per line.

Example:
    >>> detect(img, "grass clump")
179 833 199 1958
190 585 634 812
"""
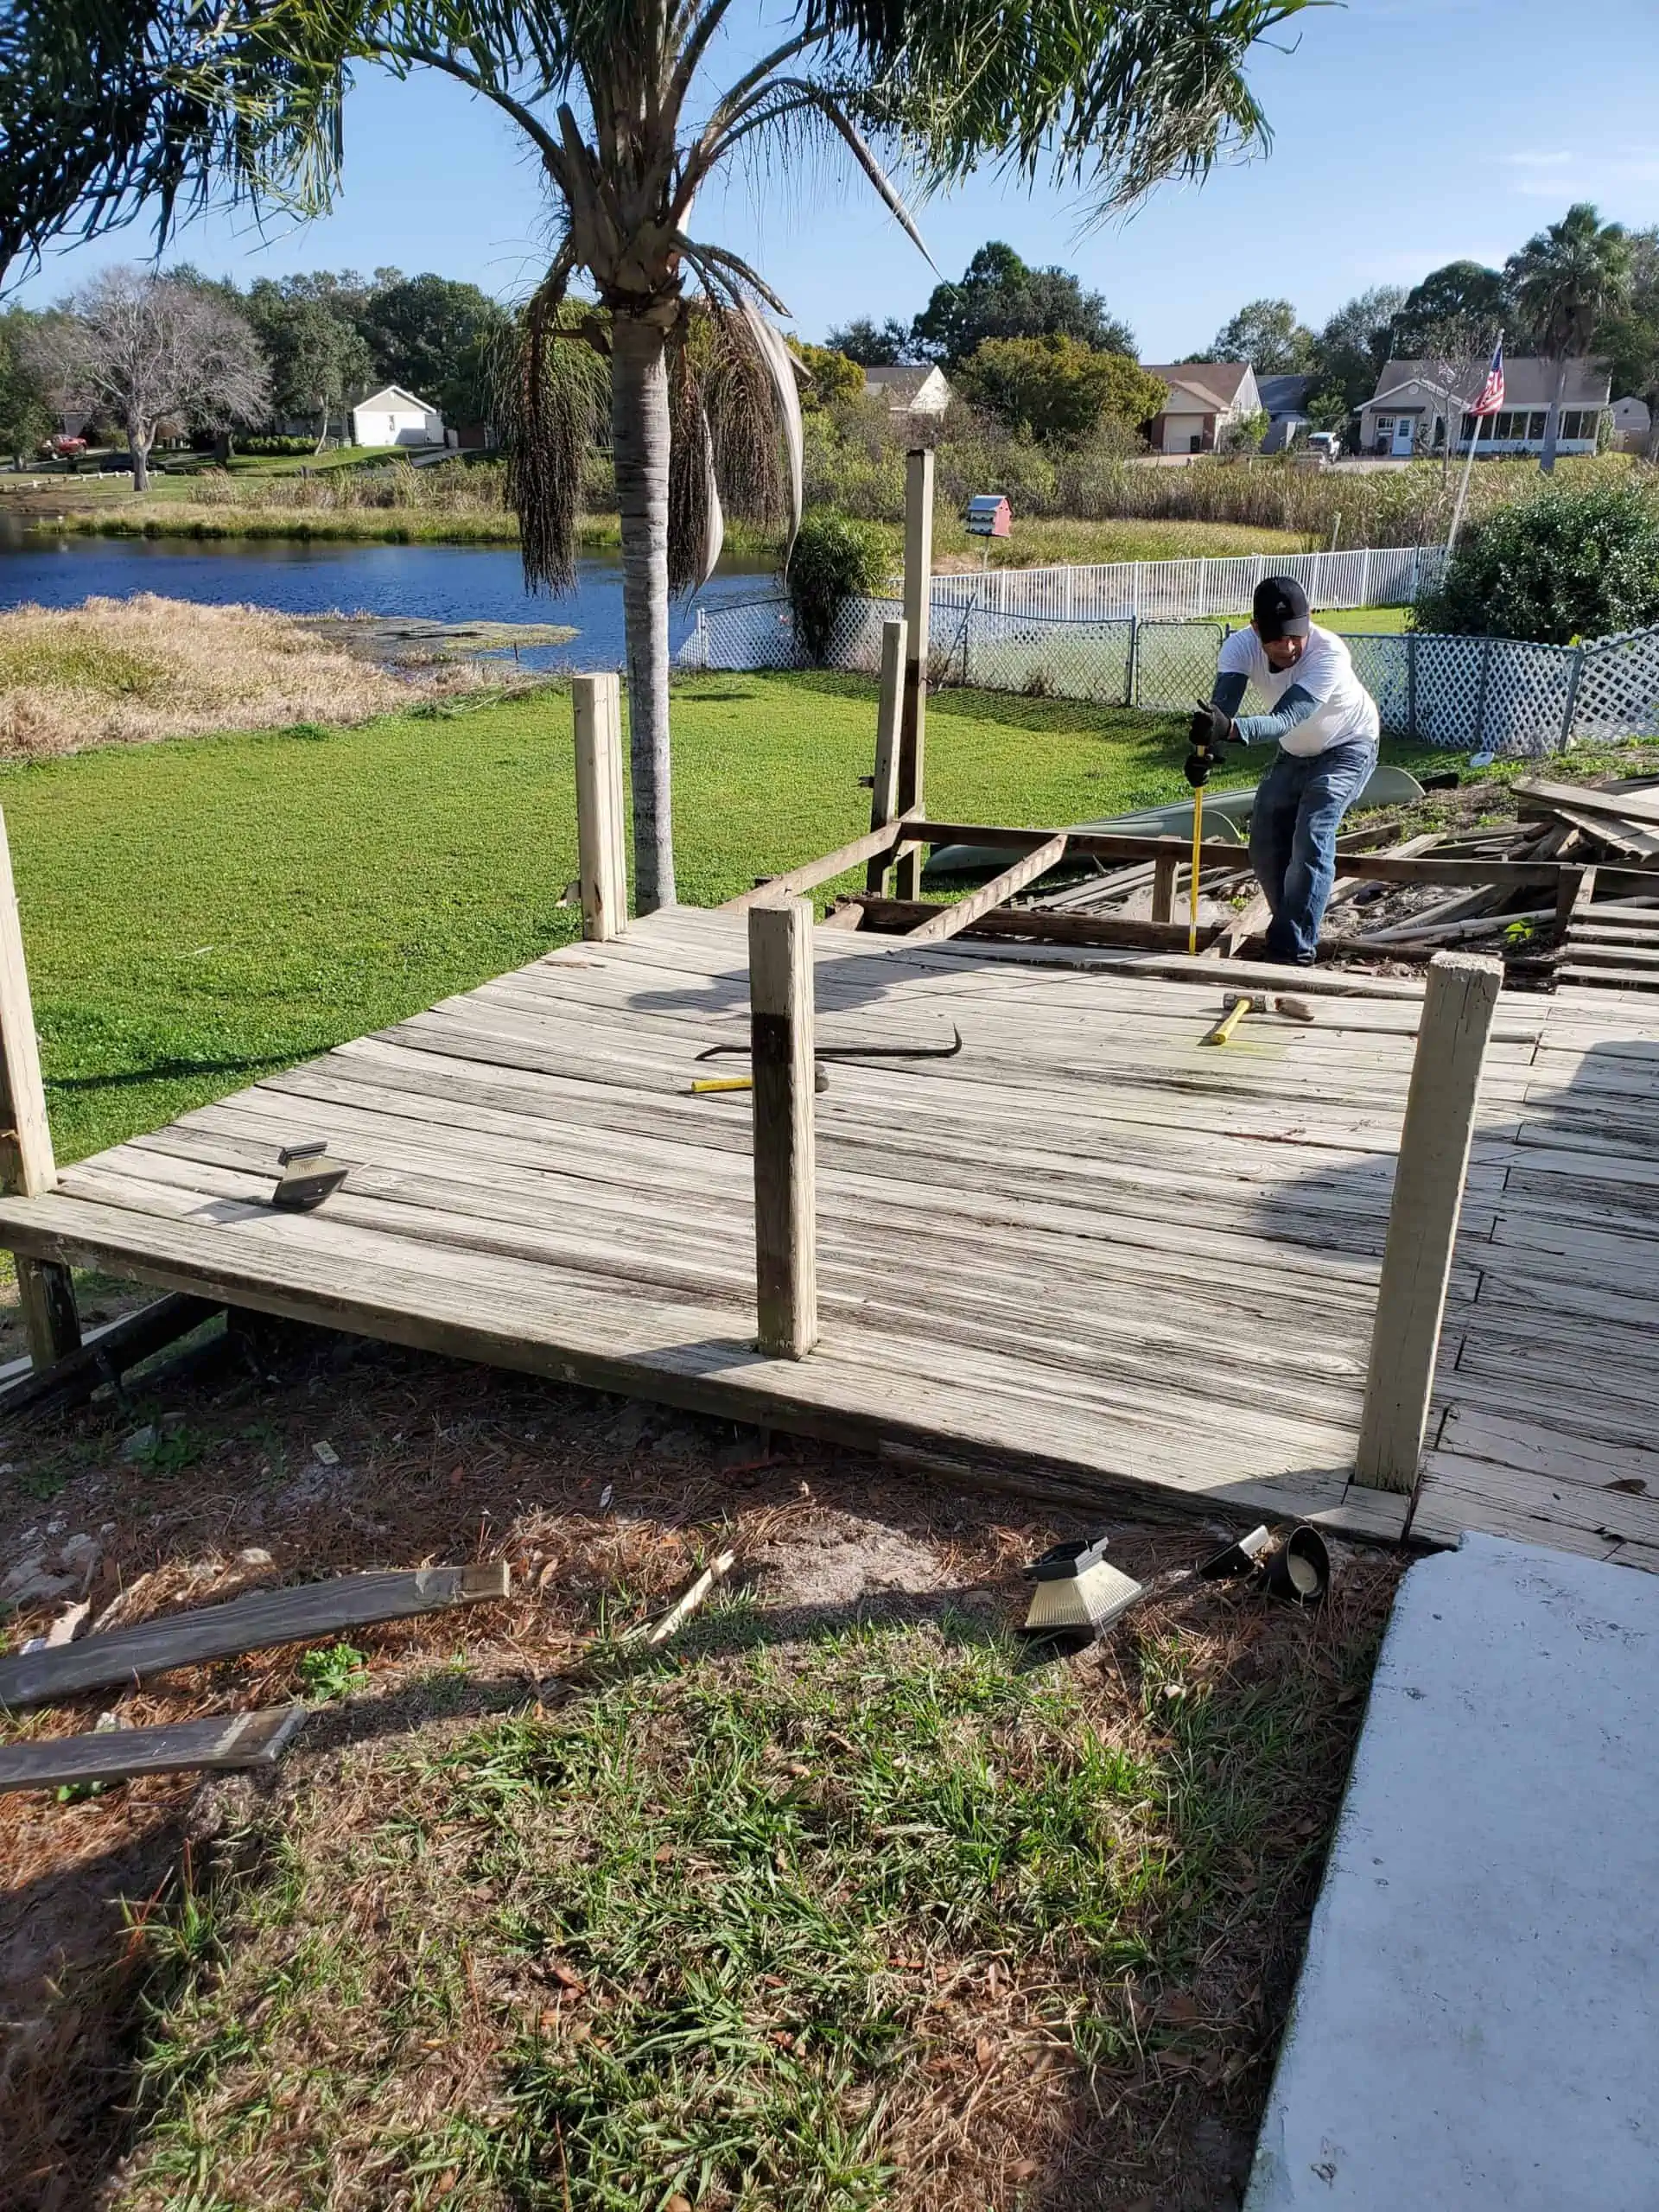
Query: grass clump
111 1590 1384 2211
0 594 486 758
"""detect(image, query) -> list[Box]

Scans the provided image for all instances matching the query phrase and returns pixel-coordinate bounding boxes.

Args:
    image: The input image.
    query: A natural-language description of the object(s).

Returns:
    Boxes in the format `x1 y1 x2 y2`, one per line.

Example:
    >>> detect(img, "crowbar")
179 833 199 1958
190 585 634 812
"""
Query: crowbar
694 1026 963 1066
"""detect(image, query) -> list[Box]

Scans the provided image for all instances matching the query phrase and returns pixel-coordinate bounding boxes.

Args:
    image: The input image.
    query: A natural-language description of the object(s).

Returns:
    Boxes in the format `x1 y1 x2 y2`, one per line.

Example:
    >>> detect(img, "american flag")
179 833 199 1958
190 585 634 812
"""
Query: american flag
1472 338 1505 417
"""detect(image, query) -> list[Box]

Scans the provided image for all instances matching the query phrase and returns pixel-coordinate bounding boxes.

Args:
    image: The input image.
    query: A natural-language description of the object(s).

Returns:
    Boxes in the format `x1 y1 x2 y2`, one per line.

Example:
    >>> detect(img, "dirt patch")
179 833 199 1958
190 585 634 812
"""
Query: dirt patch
0 1319 1402 2212
749 1510 949 1610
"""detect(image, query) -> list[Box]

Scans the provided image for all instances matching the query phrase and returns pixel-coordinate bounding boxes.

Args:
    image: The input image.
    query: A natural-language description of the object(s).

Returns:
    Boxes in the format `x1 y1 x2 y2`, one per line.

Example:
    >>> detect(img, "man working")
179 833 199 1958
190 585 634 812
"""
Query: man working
1187 576 1380 965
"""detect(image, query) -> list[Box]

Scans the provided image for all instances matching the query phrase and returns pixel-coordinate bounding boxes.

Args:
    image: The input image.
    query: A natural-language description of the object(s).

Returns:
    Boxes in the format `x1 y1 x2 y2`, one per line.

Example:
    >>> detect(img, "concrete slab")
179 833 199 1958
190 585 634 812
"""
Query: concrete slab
1246 1532 1659 2212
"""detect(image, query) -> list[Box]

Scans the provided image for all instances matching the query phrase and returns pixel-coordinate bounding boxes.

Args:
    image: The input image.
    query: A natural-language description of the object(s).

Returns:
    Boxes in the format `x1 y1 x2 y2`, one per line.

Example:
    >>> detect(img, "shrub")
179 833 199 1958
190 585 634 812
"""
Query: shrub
954 334 1164 447
785 512 888 662
239 435 321 457
1415 478 1659 643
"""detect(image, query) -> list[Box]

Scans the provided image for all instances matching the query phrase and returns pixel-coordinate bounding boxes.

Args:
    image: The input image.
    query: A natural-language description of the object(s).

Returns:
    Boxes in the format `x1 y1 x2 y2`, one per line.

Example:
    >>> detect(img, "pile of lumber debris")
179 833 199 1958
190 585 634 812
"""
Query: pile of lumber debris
824 778 1659 989
0 1561 510 1796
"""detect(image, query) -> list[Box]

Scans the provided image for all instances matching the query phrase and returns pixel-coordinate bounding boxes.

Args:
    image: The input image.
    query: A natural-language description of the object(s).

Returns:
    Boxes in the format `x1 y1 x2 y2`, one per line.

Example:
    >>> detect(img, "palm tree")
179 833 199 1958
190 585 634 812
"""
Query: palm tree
1507 203 1632 476
27 0 1306 907
289 0 1312 909
0 0 342 287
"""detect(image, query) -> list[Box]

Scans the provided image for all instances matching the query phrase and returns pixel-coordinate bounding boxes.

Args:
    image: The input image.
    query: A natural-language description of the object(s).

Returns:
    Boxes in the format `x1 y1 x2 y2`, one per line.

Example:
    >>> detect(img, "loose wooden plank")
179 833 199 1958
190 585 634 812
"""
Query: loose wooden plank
0 1292 219 1416
906 834 1070 944
0 1706 306 1794
726 815 912 912
907 824 1575 890
854 895 1221 952
1515 777 1659 830
0 1563 511 1710
1356 953 1503 1493
1559 963 1659 993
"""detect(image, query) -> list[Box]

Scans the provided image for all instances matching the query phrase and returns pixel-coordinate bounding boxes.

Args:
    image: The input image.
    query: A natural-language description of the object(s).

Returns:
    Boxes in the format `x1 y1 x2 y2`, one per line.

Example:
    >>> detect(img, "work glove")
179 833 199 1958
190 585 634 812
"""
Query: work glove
1187 699 1236 752
1184 749 1213 789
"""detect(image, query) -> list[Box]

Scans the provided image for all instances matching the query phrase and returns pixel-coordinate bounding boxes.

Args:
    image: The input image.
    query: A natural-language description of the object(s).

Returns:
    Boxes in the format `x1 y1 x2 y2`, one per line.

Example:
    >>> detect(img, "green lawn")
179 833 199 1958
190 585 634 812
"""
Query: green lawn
0 673 1456 1163
1319 605 1413 634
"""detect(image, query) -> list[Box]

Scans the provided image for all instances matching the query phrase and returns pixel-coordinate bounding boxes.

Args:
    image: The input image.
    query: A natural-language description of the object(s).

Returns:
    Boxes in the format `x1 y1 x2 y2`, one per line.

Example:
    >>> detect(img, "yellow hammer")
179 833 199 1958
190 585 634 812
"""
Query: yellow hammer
1203 995 1253 1048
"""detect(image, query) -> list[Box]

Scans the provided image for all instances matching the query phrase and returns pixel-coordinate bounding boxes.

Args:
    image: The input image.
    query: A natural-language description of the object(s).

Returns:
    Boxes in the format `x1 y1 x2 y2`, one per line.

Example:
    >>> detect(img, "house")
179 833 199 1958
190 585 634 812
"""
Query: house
348 385 447 448
861 365 953 417
1141 363 1262 454
1358 359 1611 459
1257 373 1315 454
1611 396 1651 454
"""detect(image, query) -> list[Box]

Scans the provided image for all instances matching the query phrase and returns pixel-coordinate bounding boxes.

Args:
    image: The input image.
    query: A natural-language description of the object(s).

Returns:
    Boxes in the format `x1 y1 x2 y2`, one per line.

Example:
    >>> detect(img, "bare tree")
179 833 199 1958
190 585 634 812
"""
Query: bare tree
27 266 268 490
1408 313 1496 483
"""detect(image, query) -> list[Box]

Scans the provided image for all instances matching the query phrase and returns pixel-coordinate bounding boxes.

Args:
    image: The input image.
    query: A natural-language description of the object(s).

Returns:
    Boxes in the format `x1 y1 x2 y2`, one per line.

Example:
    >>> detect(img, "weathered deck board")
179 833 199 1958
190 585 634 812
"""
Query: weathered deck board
3 906 1655 1562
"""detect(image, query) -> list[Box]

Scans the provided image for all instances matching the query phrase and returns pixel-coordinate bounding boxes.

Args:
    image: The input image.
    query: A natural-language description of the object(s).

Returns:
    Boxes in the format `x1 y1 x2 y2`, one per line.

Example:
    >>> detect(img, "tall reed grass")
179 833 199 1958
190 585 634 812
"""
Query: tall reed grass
0 594 490 756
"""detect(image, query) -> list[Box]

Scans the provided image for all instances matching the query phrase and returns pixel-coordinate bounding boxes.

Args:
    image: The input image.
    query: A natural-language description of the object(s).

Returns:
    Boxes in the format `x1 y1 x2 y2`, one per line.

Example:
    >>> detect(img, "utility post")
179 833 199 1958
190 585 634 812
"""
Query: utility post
572 673 628 941
749 899 817 1359
894 448 933 900
1356 951 1503 1491
0 805 80 1369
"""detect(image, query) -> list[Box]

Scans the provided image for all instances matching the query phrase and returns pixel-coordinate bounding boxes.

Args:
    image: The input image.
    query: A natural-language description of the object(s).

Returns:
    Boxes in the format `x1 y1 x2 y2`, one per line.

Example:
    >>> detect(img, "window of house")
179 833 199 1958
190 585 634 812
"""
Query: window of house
1460 412 1478 442
1377 416 1395 433
1529 411 1548 439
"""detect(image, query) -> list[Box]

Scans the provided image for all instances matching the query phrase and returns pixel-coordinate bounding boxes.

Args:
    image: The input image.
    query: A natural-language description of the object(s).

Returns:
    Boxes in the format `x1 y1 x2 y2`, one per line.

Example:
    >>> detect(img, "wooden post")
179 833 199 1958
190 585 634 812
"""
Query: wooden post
572 674 627 941
894 449 933 900
0 804 79 1369
1152 853 1179 924
865 616 907 895
749 900 817 1359
1355 951 1503 1491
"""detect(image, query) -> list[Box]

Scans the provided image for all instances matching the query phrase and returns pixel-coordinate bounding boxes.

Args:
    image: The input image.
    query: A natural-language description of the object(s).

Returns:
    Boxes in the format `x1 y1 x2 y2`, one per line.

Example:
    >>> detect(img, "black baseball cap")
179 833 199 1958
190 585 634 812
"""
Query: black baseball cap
1253 575 1311 640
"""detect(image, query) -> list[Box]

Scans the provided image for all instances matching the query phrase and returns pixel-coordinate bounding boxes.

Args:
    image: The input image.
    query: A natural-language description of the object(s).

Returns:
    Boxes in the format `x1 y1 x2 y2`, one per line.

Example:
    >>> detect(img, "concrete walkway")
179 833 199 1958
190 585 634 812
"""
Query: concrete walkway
1247 1532 1659 2210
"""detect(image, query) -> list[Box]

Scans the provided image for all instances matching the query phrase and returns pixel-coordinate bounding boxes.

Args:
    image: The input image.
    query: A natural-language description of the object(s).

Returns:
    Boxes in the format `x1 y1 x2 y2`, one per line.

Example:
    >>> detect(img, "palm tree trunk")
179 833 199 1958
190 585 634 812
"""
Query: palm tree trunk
1541 356 1569 475
610 313 675 912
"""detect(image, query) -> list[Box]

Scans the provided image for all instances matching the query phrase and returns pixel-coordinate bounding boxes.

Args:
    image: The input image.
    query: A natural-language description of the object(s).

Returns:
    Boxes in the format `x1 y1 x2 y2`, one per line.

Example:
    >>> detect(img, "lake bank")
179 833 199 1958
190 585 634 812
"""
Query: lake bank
0 533 771 671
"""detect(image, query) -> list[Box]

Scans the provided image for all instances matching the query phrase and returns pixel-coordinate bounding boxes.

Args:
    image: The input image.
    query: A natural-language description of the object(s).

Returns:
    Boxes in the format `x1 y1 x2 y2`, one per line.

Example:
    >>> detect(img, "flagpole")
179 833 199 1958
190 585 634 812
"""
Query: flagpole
1447 330 1501 555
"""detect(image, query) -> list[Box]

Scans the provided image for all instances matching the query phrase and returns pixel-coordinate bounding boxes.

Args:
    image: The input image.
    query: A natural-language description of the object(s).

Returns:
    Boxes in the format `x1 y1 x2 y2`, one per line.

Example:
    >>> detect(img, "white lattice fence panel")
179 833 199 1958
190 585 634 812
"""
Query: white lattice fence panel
1570 626 1659 746
1344 635 1410 734
1405 634 1484 749
1478 639 1579 756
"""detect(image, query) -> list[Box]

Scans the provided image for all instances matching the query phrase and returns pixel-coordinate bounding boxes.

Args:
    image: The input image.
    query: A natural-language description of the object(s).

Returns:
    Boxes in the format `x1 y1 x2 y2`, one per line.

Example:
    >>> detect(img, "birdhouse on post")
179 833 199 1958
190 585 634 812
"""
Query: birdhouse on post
966 493 1012 539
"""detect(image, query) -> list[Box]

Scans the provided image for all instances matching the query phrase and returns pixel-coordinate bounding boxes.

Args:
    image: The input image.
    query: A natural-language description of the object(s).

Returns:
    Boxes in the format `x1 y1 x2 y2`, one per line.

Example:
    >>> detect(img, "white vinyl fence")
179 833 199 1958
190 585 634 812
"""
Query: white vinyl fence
681 575 1659 760
909 543 1443 624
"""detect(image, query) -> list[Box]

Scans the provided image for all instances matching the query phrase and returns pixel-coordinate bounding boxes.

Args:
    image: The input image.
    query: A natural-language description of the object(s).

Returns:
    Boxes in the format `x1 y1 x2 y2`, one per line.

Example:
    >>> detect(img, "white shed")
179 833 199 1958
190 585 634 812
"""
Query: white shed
1611 396 1652 454
349 385 446 448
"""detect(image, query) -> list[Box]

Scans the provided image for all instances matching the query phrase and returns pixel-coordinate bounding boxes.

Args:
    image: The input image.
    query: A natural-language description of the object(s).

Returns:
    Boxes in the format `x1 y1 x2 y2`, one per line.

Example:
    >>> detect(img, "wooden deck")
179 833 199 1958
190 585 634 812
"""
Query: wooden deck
0 909 1655 1560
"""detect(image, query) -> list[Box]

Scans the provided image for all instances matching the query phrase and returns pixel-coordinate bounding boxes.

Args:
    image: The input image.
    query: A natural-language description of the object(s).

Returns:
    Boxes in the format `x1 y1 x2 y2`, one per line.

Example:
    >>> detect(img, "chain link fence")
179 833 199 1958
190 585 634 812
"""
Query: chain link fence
681 586 1659 759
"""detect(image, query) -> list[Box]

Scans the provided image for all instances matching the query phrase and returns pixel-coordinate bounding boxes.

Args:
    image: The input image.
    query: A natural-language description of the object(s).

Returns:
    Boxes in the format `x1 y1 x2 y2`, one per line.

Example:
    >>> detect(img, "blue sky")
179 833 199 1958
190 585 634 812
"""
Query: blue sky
9 0 1656 358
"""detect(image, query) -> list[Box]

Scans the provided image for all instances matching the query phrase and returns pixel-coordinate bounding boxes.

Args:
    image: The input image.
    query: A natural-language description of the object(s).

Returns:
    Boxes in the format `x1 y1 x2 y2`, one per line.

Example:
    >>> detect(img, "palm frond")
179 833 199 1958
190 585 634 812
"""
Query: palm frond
702 78 932 266
498 251 611 594
666 344 724 594
849 0 1315 217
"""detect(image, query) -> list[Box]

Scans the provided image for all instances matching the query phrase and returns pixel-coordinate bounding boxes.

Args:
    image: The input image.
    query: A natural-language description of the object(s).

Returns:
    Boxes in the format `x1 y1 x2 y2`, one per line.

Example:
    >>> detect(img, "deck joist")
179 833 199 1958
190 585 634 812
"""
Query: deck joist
0 911 1655 1562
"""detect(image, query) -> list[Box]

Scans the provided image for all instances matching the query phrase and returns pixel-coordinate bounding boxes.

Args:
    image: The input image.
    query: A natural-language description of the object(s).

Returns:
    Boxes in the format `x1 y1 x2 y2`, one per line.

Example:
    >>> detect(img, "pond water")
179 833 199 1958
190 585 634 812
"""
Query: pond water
0 520 775 671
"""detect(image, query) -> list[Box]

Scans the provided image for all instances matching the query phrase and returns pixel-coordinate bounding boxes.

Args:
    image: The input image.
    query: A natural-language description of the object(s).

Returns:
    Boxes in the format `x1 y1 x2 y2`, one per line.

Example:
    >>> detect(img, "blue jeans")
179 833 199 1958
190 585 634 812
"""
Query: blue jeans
1248 741 1377 964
